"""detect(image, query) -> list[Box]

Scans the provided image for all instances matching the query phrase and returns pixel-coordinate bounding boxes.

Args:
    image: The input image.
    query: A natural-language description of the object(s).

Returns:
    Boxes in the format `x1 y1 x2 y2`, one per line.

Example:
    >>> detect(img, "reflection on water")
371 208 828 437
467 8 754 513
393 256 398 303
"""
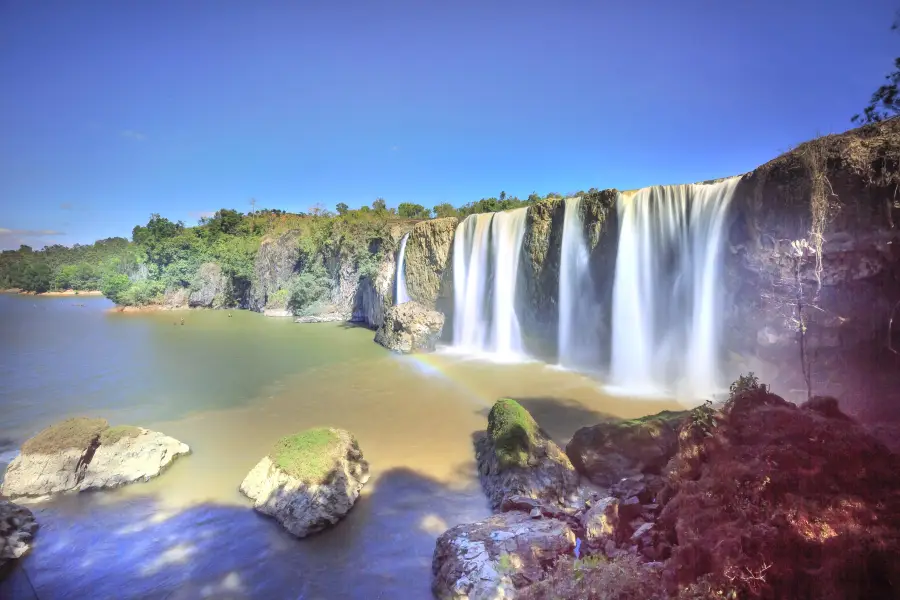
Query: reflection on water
0 294 687 599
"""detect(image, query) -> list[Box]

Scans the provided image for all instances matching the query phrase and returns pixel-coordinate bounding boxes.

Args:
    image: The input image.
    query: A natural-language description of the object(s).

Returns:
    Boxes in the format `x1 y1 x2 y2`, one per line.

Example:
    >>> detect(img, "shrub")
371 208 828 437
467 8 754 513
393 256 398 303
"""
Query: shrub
22 417 109 455
519 554 666 600
287 263 332 316
119 280 165 306
101 273 131 304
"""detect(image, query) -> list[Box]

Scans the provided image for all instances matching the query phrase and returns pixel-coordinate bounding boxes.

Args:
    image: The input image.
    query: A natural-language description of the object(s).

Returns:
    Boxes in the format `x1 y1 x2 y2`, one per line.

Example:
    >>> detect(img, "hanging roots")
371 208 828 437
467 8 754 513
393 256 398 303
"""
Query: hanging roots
800 139 840 289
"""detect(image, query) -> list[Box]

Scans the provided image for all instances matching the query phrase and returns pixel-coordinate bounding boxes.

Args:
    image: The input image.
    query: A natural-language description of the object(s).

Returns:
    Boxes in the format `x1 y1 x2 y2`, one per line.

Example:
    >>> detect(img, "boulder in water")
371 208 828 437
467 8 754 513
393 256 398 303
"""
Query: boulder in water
432 510 576 600
566 410 687 486
476 399 580 509
374 301 445 354
1 418 190 501
239 427 369 538
0 499 38 572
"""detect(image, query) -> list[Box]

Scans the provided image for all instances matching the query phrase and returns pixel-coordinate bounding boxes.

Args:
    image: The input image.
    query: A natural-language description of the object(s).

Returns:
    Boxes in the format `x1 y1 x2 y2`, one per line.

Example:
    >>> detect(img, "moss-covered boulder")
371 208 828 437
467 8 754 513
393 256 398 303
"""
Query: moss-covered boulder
475 399 580 509
1 418 190 500
239 427 369 538
566 410 688 486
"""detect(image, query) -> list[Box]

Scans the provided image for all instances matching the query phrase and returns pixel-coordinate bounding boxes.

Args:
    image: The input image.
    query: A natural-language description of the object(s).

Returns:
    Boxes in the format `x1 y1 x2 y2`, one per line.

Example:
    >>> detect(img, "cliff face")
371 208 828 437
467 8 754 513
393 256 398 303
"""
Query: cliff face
249 230 303 312
402 217 458 316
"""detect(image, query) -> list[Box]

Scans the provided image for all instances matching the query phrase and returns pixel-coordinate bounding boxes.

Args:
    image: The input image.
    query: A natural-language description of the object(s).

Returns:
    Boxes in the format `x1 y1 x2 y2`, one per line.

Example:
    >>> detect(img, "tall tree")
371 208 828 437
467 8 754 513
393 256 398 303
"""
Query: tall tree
853 14 899 124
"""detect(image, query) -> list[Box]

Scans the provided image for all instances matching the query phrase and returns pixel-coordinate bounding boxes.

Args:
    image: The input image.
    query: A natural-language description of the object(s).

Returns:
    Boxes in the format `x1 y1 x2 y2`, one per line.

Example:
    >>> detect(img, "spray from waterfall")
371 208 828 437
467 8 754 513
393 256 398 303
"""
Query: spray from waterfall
452 208 529 358
557 197 601 370
395 233 411 305
609 178 739 398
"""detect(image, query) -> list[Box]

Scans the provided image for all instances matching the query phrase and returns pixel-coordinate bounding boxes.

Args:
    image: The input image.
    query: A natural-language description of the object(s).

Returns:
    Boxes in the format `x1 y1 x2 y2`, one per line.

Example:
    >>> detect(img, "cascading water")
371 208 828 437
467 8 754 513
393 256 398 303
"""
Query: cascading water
557 197 601 370
394 232 411 305
609 177 739 398
452 207 528 358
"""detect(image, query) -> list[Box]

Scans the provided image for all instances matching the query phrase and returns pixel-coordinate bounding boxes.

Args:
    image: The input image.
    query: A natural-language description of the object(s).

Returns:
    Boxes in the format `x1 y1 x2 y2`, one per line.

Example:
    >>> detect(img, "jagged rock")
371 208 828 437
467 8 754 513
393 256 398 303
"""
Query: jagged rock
0 499 38 571
239 427 369 538
262 308 292 317
189 262 228 308
566 410 687 486
1 419 189 500
432 511 576 600
581 497 620 546
609 473 666 504
476 399 580 510
374 301 445 353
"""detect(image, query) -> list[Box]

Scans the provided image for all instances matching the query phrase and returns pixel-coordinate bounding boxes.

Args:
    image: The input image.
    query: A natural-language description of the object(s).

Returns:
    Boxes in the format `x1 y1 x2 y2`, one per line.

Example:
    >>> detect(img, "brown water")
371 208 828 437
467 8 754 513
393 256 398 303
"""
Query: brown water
0 294 685 599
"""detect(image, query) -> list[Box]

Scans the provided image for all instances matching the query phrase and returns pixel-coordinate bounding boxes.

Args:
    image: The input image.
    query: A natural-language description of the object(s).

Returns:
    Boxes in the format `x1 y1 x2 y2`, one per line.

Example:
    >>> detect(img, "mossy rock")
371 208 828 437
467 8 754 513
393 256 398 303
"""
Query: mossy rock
21 417 109 455
268 427 346 484
487 399 543 470
566 410 689 486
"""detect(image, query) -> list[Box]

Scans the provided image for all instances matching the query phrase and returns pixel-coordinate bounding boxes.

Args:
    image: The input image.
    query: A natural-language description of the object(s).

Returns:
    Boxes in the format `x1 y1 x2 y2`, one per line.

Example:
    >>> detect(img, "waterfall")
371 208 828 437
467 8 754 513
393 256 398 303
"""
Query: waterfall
452 207 528 357
395 232 411 305
609 178 738 398
557 197 601 370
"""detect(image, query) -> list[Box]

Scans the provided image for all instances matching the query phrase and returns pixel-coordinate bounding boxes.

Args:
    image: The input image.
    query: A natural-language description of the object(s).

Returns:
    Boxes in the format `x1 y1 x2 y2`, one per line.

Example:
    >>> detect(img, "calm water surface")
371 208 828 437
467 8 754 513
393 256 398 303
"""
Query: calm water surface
0 293 684 599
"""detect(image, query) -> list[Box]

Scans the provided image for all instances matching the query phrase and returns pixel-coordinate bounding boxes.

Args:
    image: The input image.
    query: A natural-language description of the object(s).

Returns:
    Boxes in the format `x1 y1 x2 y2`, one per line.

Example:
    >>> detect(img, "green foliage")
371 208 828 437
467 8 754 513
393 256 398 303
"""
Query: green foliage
268 427 343 483
690 399 718 438
729 372 766 398
397 202 431 219
432 203 458 218
118 280 165 306
487 398 540 470
266 288 291 309
853 57 900 124
287 262 332 316
101 273 131 304
336 202 349 215
20 261 52 293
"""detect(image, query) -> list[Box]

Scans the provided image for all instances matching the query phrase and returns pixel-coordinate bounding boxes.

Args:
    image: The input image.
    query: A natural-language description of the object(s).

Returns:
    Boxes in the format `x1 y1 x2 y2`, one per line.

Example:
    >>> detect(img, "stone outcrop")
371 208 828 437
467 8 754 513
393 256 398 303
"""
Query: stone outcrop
189 262 229 308
249 230 303 312
1 419 190 500
476 399 580 510
431 511 576 600
403 218 457 312
566 410 687 486
374 301 445 353
239 427 369 538
0 499 37 572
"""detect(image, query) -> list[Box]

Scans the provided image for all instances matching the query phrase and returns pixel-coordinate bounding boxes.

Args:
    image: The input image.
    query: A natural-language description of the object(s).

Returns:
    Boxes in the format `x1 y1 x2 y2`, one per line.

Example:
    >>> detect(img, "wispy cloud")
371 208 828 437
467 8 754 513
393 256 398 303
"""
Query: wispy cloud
391 145 399 151
0 228 66 250
188 210 216 221
60 202 74 210
0 228 64 236
121 129 147 142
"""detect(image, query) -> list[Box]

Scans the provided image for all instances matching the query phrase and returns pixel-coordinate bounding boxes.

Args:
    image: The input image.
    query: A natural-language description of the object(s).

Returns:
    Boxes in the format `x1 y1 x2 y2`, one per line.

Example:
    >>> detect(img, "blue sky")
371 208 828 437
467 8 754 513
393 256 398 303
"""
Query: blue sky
1 0 897 249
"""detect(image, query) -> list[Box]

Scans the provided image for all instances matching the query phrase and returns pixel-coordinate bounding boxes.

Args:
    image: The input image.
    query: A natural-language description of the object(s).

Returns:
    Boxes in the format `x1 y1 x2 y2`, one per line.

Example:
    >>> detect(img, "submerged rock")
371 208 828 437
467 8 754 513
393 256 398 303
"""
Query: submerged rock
566 410 687 486
476 399 580 510
239 427 369 538
0 499 38 572
432 511 576 600
374 301 445 354
1 419 190 501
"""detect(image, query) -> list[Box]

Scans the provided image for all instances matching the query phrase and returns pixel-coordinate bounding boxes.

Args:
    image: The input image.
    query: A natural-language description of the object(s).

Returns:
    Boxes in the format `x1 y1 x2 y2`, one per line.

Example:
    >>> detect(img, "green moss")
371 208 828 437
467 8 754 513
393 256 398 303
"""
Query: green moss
268 427 344 483
100 425 142 445
22 417 109 455
487 399 541 470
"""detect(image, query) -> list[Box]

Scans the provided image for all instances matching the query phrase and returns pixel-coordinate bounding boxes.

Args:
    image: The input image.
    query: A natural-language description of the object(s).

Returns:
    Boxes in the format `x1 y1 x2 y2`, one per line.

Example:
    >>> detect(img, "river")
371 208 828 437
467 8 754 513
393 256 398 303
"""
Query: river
0 293 683 599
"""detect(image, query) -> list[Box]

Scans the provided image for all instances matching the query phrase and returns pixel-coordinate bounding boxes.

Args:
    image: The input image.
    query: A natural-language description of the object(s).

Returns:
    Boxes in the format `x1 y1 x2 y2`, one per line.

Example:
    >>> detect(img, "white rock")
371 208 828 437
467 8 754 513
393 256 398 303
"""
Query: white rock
0 499 38 570
0 427 190 501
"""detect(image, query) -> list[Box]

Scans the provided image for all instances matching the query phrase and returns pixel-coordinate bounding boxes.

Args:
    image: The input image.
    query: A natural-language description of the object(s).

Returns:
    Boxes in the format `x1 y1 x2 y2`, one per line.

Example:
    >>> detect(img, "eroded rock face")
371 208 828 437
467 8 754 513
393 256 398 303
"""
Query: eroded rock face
239 428 369 538
566 410 686 486
189 262 229 308
403 218 457 310
432 511 576 600
0 499 38 571
476 400 580 510
1 427 190 501
374 301 445 353
249 230 303 312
